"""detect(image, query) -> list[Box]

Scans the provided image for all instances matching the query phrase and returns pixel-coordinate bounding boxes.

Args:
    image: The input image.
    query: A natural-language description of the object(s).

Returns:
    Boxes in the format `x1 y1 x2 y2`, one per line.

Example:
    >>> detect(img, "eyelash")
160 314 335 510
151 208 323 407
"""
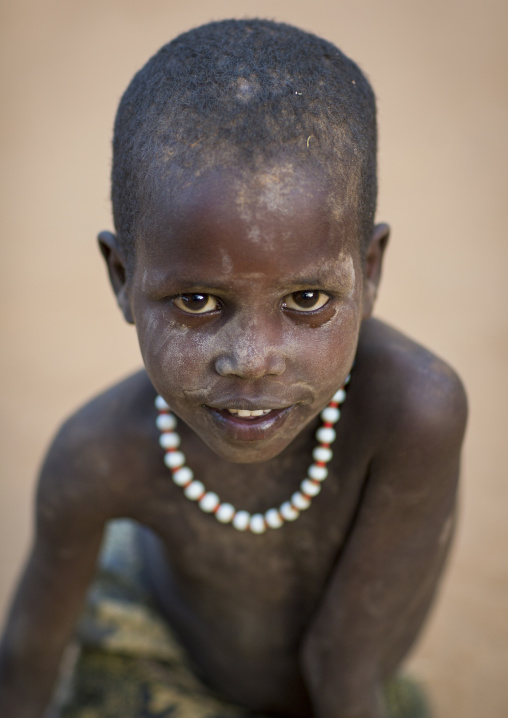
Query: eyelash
171 291 331 316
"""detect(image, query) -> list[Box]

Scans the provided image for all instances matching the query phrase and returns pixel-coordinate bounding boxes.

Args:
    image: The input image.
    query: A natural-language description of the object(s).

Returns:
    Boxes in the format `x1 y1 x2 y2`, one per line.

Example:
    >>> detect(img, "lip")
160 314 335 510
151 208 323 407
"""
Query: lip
205 404 295 442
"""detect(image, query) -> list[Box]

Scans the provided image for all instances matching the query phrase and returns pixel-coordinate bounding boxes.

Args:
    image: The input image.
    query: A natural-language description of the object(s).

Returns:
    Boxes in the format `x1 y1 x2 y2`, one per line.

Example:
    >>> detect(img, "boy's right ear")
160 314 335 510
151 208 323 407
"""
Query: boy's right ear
97 231 135 324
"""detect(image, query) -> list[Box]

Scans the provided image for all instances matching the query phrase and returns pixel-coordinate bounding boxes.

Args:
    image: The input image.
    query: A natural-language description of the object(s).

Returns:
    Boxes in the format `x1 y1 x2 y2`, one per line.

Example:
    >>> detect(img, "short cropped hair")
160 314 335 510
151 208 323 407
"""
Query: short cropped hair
112 19 377 265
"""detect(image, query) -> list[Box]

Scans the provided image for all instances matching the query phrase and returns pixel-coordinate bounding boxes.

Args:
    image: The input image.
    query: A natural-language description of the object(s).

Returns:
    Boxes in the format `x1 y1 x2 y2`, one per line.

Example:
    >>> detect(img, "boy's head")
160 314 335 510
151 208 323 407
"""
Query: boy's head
100 20 389 463
110 19 378 270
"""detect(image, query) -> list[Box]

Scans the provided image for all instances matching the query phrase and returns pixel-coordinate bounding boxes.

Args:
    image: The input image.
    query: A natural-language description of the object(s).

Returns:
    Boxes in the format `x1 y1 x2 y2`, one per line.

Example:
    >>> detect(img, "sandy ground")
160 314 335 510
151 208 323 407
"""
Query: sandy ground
1 1 507 716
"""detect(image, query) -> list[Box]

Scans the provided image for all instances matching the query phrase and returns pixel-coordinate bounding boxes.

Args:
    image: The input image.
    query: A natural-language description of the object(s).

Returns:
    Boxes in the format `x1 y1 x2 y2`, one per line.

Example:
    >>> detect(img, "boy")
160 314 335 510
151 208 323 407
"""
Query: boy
0 19 467 718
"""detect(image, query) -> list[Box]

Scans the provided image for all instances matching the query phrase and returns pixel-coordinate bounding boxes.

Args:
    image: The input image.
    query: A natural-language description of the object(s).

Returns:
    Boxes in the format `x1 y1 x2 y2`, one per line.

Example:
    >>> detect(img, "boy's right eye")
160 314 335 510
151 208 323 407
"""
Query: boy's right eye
172 293 220 314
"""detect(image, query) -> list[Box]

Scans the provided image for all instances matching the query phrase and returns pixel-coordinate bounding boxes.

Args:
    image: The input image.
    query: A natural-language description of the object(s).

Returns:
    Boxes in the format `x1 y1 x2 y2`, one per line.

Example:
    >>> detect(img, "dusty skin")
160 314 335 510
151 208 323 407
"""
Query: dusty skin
0 166 467 718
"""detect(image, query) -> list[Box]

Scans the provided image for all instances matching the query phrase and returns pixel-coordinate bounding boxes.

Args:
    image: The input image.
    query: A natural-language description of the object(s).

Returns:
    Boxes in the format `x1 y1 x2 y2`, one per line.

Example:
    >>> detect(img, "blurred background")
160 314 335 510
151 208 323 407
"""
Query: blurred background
1 1 507 716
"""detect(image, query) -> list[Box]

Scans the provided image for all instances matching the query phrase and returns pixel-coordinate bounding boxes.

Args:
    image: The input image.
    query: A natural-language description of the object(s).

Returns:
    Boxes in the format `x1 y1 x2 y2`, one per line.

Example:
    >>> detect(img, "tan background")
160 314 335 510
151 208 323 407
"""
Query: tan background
1 1 507 716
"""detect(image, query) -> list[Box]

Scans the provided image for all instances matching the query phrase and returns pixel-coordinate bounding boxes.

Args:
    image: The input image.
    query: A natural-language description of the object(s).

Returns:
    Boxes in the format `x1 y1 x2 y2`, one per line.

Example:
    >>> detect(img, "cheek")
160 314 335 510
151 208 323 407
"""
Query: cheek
281 301 361 405
135 306 213 394
302 303 360 372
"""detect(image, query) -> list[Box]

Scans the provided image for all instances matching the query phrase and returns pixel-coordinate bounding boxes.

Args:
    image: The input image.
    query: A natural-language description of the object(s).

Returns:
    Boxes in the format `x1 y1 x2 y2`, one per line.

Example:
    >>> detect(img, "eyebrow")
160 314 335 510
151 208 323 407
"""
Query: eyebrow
147 271 349 295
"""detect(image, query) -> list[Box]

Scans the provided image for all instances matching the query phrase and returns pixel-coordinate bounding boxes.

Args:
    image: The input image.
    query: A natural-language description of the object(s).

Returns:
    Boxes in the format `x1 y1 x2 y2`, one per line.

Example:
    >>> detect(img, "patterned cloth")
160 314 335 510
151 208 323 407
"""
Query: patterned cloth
51 520 431 718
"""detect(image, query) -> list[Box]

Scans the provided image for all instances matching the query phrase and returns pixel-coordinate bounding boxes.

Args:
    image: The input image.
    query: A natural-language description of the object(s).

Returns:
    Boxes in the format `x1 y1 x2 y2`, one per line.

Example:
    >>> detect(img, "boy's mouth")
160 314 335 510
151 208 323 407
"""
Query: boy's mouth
204 405 294 441
224 408 272 418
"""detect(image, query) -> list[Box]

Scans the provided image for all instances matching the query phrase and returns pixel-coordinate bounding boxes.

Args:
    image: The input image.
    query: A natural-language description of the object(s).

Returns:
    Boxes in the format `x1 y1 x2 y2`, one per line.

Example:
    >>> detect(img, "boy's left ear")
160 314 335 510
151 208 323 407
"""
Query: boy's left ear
362 223 390 319
97 230 135 324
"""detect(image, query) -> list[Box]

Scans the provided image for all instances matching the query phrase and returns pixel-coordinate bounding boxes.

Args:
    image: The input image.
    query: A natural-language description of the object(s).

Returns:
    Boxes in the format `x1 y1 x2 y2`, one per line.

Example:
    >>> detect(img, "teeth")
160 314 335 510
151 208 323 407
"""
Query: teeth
227 409 272 417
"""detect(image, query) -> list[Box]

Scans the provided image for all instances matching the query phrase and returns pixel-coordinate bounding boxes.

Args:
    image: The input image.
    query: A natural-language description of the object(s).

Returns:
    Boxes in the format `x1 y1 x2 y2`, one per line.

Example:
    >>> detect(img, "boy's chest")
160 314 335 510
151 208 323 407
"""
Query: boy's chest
134 426 370 624
127 426 371 704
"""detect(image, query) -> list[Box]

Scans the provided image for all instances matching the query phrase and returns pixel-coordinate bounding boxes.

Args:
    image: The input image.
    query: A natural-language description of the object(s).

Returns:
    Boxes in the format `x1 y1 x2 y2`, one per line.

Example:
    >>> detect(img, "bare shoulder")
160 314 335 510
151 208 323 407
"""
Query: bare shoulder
36 370 156 541
355 319 468 471
50 369 155 449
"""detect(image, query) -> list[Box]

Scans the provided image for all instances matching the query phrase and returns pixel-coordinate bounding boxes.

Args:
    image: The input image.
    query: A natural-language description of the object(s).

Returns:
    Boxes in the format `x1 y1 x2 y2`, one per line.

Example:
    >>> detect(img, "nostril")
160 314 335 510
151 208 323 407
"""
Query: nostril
214 355 236 377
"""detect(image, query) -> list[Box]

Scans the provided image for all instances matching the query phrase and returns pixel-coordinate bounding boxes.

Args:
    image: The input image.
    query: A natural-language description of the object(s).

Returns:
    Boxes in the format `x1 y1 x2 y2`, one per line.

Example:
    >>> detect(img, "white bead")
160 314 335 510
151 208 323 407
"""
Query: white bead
308 464 328 481
184 480 205 500
172 466 194 486
280 501 299 521
164 450 186 469
292 492 311 510
155 395 170 411
316 427 336 444
199 492 220 513
216 503 235 523
265 508 283 529
313 446 333 463
232 511 250 531
159 432 180 449
301 479 322 497
250 514 266 534
156 413 177 431
345 372 351 384
332 388 347 403
321 406 340 424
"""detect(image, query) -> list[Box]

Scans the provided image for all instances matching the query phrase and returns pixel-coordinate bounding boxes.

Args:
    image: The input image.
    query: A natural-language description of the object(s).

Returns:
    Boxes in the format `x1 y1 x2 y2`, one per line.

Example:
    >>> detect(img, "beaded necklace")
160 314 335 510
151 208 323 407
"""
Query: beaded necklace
155 372 350 534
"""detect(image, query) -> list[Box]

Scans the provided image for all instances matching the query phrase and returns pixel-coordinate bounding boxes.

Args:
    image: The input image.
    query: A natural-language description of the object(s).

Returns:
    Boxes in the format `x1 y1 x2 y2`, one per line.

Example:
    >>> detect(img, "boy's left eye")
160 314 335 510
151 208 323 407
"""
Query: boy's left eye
173 293 220 314
282 290 330 312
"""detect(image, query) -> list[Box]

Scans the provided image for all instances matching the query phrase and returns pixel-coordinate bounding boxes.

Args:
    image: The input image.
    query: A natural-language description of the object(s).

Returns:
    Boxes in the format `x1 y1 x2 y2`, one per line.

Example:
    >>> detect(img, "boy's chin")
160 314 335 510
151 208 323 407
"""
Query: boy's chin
199 433 298 465
195 405 309 464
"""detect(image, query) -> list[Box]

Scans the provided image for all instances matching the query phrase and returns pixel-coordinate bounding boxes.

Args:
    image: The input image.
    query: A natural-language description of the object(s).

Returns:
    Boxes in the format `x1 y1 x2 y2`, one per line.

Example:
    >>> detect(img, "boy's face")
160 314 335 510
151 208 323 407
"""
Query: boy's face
107 163 384 463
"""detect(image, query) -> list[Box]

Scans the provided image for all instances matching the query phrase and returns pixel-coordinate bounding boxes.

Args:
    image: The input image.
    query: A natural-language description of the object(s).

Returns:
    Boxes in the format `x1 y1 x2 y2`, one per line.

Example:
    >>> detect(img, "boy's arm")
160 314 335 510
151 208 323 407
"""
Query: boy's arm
0 421 113 718
301 365 467 718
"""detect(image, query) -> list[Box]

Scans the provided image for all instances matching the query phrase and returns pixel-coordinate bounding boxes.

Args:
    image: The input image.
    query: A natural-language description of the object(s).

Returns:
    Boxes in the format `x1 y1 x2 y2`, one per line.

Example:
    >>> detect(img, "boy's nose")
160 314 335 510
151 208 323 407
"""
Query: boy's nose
213 322 287 379
214 350 286 379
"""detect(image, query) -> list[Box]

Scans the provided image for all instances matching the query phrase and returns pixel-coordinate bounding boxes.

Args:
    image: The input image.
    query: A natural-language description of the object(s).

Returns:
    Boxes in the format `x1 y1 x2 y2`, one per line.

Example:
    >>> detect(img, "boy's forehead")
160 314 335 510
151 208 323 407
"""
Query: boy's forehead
138 158 361 254
186 162 327 222
131 160 362 300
